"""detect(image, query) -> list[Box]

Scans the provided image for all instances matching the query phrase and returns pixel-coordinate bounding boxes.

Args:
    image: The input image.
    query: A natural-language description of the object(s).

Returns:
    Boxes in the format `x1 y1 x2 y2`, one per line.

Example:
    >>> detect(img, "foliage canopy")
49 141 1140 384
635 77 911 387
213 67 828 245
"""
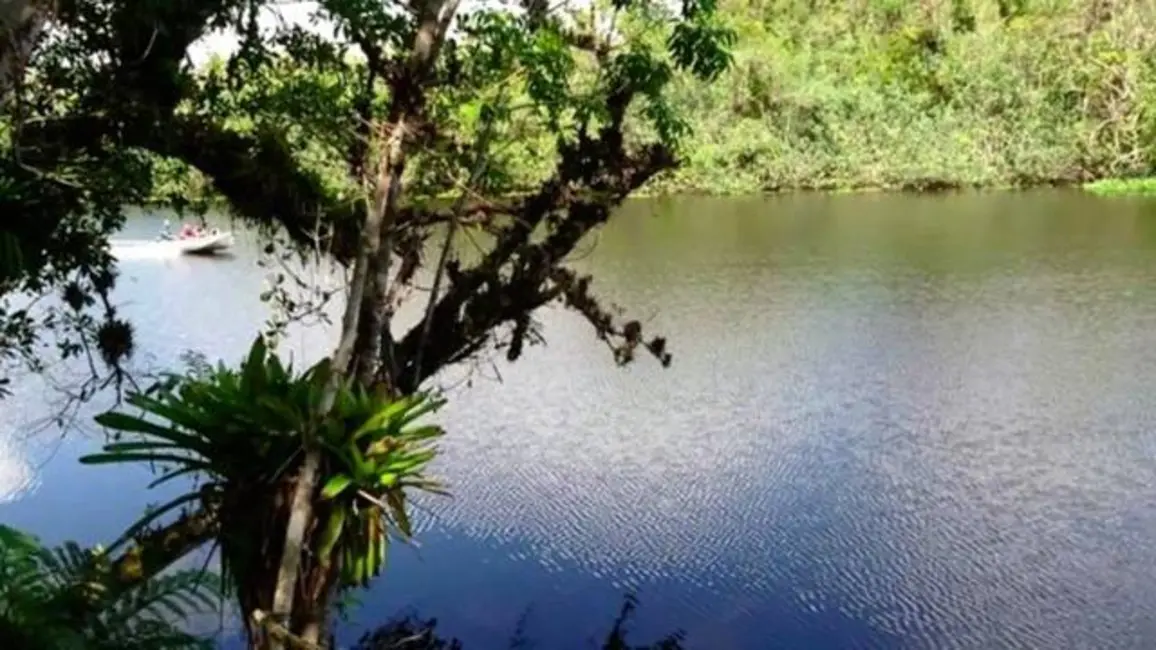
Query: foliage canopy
1 0 735 397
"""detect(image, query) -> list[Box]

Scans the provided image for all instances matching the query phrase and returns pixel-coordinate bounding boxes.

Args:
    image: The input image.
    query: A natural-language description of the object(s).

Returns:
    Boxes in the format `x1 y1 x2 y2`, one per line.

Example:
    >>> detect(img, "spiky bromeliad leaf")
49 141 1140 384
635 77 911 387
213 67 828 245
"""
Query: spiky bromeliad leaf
93 411 199 441
320 390 449 589
321 473 355 500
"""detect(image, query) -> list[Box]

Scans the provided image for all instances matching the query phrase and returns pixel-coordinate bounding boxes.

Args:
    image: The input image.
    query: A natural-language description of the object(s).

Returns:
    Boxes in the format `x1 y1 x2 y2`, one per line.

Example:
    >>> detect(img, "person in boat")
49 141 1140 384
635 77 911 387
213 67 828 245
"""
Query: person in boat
178 223 200 239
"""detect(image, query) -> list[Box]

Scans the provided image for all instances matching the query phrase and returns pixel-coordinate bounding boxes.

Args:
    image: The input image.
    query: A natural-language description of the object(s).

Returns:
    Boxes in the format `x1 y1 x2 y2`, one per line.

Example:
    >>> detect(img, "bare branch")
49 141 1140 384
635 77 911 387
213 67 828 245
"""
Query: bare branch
392 131 677 392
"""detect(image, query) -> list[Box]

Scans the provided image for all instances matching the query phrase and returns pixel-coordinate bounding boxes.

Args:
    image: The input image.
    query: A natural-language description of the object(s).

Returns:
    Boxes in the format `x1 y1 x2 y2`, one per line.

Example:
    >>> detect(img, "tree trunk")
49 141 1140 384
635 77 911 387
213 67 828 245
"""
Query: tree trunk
265 2 461 647
0 0 45 107
352 0 462 389
265 450 322 650
264 85 406 650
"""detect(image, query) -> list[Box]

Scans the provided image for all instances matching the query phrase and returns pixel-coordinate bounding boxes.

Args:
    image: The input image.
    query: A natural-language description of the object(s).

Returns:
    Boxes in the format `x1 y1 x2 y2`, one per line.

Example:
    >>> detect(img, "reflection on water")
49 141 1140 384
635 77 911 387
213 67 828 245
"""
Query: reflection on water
0 435 34 503
5 190 1156 648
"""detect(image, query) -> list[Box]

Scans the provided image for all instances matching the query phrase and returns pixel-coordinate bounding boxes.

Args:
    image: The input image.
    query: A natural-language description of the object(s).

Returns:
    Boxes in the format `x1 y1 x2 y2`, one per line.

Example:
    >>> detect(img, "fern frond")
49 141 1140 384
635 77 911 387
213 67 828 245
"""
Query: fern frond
0 524 221 650
103 569 222 627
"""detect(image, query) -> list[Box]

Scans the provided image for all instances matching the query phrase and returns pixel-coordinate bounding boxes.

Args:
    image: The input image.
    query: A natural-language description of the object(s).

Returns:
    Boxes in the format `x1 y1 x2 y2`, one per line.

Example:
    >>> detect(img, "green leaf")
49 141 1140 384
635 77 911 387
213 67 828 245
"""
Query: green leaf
350 399 410 442
78 452 212 469
320 438 355 468
346 444 375 481
400 425 444 442
306 357 332 378
146 467 212 491
101 441 197 454
385 491 412 538
0 524 42 556
94 411 179 438
384 452 435 476
267 351 288 385
124 394 215 434
242 335 268 394
321 473 354 500
371 525 387 582
246 333 265 370
395 395 446 429
255 395 304 431
317 508 347 558
401 477 451 497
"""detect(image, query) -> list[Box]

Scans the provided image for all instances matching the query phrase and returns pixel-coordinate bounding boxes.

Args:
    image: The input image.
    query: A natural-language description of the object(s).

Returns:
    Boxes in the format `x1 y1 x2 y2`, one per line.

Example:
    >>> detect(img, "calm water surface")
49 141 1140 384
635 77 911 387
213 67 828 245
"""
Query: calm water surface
4 191 1156 649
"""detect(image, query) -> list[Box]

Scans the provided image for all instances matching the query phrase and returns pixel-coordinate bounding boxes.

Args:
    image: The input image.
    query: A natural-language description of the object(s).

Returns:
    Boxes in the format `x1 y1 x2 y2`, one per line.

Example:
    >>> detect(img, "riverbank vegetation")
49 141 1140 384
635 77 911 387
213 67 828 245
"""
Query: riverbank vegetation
662 0 1156 194
1083 177 1156 196
138 0 1156 201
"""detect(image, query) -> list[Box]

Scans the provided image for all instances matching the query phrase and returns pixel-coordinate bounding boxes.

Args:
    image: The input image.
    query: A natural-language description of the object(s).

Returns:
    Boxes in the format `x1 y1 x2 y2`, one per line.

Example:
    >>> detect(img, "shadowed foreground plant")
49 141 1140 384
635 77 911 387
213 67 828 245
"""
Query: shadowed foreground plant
352 594 684 650
80 336 448 644
0 524 219 650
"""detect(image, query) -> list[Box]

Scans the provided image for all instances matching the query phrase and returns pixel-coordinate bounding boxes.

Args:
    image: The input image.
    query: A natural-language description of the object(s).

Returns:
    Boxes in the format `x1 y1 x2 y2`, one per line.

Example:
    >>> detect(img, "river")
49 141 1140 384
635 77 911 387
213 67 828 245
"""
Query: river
4 191 1156 649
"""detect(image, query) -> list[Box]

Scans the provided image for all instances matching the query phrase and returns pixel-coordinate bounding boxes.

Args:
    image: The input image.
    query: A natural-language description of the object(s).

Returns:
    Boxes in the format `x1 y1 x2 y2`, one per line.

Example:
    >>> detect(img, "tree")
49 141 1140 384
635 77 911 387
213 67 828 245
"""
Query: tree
3 0 735 647
0 0 46 105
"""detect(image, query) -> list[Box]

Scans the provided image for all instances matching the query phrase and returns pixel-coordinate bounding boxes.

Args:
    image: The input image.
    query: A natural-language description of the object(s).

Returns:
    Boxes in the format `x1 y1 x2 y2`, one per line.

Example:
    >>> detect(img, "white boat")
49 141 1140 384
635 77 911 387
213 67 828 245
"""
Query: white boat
173 230 235 255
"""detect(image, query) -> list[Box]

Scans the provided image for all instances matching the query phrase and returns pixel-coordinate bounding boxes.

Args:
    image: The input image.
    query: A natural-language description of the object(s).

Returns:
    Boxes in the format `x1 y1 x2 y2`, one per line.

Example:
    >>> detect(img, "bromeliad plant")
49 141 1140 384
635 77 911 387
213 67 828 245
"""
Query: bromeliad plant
80 336 448 640
315 392 447 588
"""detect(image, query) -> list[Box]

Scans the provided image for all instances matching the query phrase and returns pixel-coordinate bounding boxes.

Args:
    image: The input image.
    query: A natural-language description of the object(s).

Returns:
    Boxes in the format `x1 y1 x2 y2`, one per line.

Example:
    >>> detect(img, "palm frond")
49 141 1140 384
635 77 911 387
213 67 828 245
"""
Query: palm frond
101 569 222 628
0 524 221 650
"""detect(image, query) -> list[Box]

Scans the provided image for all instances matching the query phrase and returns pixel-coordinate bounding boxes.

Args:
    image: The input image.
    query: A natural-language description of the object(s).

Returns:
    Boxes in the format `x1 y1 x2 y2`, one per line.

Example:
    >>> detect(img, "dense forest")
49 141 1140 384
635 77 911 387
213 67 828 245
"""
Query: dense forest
668 0 1156 193
151 0 1156 202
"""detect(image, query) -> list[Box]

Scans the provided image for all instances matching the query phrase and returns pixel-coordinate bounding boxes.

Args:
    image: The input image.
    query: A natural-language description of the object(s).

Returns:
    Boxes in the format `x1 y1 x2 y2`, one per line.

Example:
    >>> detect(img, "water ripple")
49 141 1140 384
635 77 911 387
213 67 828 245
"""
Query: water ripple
8 195 1156 648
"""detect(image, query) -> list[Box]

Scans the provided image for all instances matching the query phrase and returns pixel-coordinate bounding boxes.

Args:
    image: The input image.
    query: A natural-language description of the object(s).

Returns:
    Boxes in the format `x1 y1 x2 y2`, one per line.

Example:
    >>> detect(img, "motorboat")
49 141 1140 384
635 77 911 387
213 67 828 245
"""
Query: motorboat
176 230 234 255
158 228 235 255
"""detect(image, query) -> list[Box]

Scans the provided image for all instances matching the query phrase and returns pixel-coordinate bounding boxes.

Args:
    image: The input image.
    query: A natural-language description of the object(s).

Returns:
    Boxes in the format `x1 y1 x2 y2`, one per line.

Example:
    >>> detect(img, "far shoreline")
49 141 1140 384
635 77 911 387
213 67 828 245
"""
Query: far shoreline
140 175 1156 213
